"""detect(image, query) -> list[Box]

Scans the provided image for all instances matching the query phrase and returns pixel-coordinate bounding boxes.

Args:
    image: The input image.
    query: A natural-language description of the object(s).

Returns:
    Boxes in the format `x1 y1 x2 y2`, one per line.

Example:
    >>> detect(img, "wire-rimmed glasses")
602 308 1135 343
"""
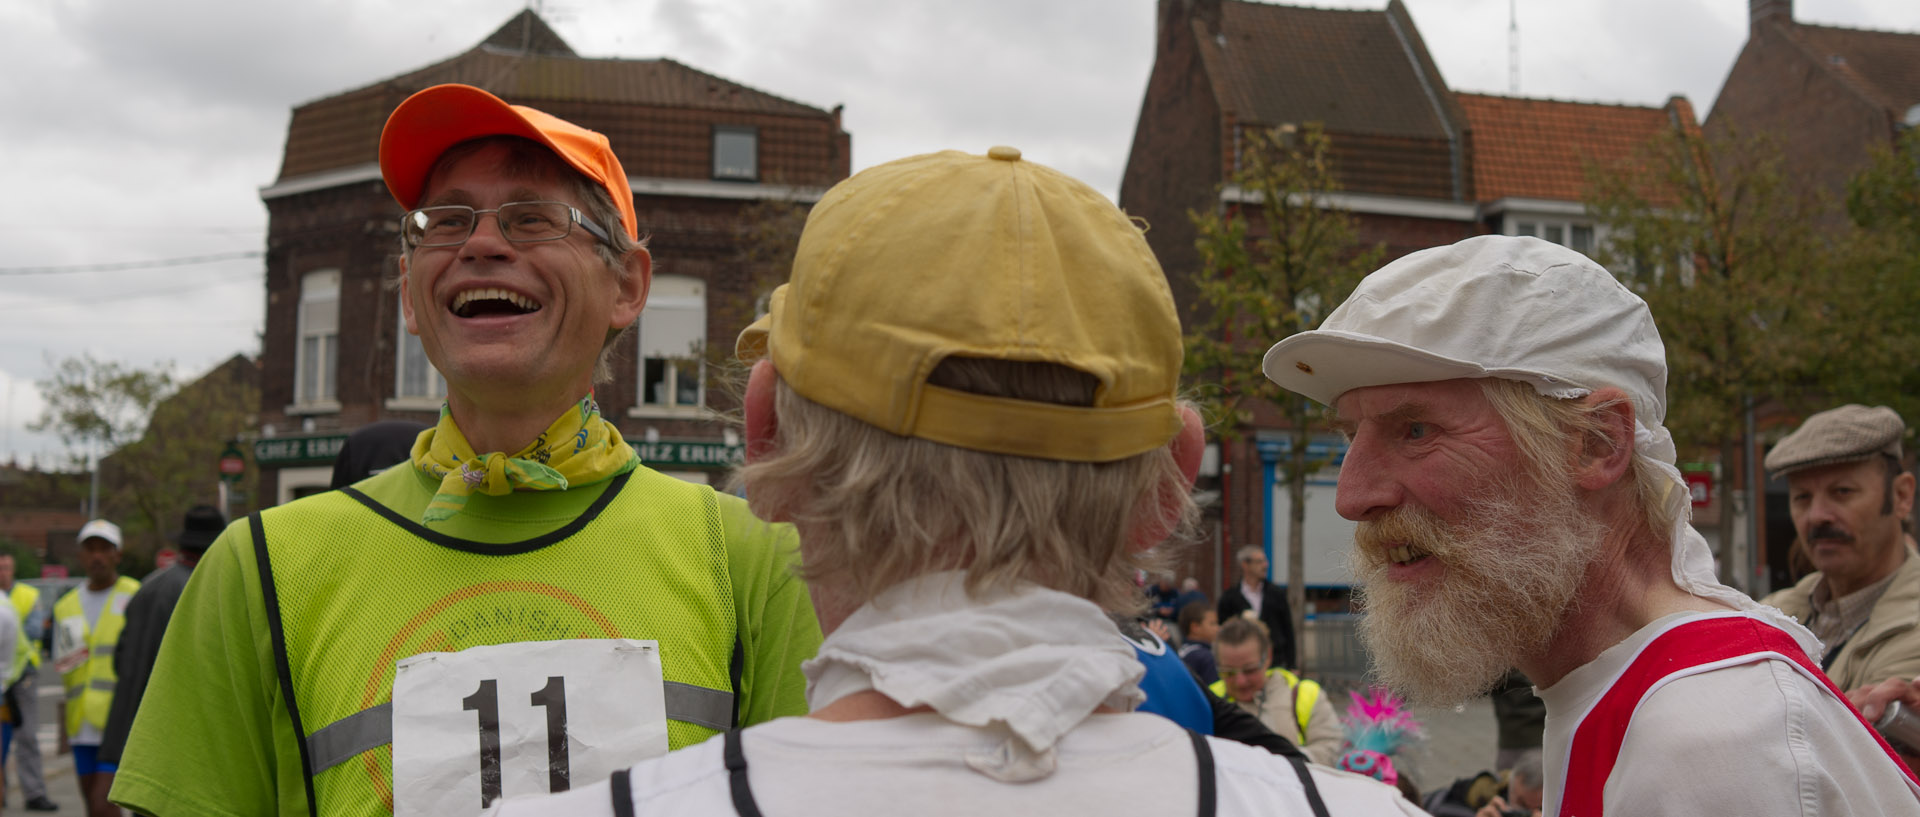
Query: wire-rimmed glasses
401 201 613 249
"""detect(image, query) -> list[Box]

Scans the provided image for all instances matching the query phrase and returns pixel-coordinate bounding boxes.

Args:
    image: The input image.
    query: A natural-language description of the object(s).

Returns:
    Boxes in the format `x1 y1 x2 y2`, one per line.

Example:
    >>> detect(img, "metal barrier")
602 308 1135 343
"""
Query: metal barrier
1300 613 1370 685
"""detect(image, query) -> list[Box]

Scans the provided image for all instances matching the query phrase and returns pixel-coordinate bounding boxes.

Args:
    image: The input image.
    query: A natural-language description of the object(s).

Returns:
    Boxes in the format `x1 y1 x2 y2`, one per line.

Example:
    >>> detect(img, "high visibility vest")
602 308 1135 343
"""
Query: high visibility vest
1212 667 1320 745
6 582 38 677
257 468 744 814
53 576 140 736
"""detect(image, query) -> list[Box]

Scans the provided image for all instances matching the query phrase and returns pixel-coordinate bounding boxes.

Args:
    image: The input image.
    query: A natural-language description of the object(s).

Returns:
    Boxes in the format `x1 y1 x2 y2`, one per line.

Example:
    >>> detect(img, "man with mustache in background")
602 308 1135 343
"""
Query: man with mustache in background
1761 406 1920 693
1762 405 1920 773
1263 235 1920 815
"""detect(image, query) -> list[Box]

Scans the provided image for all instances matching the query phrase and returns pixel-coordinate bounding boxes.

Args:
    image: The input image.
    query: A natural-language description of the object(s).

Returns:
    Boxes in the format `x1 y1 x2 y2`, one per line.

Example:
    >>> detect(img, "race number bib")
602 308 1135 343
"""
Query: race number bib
51 617 88 675
391 639 669 816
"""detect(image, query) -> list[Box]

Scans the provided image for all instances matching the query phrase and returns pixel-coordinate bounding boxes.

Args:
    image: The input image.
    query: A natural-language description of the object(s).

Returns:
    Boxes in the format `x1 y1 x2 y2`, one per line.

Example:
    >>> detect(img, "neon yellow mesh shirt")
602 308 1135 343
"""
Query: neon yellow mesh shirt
109 462 819 817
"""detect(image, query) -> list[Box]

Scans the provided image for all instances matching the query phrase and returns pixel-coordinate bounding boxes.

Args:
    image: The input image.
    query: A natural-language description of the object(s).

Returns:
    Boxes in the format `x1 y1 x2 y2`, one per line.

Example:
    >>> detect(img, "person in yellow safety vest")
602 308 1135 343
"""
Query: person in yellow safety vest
52 520 139 817
0 551 56 812
1212 615 1343 765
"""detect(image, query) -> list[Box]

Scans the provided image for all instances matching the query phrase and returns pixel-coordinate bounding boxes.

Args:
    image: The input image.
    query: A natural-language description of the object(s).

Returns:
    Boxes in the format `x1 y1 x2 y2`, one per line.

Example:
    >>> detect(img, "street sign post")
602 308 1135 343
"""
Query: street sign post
218 442 247 484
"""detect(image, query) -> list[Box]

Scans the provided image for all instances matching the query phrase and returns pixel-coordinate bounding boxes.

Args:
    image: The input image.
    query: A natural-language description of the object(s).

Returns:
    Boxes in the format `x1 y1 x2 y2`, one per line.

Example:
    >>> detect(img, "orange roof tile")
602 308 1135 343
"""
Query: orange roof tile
1457 93 1693 203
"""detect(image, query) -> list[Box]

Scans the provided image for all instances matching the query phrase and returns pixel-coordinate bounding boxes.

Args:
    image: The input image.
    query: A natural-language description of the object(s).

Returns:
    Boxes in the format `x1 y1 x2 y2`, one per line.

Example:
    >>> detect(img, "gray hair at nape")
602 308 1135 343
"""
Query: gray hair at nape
734 356 1199 614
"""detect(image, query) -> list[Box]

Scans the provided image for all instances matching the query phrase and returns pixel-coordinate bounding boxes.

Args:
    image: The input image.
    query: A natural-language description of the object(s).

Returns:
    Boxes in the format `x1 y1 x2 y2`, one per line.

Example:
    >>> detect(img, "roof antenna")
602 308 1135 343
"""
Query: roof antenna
1508 0 1521 95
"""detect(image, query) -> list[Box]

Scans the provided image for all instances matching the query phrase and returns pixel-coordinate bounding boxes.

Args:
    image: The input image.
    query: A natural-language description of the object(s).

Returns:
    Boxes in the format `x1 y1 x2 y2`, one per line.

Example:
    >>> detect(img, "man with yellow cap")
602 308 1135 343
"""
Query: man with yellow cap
111 85 820 817
485 146 1421 816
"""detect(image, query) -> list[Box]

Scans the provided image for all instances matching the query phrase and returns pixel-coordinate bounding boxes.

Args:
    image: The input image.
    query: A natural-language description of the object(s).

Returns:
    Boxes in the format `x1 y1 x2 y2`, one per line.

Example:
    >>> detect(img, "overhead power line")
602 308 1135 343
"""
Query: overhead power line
0 251 263 276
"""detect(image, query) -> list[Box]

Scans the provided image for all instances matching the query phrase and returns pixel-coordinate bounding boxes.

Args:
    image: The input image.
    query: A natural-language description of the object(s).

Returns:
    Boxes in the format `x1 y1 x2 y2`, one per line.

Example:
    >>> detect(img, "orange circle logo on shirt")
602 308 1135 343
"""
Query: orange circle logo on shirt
357 581 622 809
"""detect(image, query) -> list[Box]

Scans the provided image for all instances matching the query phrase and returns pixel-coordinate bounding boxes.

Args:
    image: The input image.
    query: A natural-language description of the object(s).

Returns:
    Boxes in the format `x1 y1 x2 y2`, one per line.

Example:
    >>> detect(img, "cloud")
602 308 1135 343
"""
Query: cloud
0 0 1913 464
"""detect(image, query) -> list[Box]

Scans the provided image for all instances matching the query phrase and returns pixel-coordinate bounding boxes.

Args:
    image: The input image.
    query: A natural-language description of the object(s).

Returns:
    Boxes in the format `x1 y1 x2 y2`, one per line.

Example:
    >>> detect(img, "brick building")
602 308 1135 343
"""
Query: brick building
1710 0 1920 590
1121 0 1697 602
252 11 849 502
1709 0 1920 222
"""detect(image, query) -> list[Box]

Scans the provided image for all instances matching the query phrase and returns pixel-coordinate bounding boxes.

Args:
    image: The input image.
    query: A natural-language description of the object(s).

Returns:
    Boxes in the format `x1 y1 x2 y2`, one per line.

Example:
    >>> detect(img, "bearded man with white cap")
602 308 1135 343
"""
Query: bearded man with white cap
1264 235 1920 815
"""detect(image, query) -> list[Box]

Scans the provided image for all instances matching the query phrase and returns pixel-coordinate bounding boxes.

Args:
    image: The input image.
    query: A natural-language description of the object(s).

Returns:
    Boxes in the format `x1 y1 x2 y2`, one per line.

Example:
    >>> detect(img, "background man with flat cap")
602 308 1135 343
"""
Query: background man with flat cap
1760 405 1920 693
487 146 1420 816
1264 235 1920 815
112 84 820 817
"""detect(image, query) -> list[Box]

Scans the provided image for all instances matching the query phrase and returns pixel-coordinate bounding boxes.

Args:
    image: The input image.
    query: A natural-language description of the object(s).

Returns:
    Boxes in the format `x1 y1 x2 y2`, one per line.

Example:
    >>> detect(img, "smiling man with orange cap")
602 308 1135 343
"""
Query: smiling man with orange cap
110 85 820 817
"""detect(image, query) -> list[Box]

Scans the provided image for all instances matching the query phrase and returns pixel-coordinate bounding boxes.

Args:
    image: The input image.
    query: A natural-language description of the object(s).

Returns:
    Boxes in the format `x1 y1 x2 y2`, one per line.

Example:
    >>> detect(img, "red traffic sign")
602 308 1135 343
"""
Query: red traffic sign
219 441 247 483
1683 472 1713 508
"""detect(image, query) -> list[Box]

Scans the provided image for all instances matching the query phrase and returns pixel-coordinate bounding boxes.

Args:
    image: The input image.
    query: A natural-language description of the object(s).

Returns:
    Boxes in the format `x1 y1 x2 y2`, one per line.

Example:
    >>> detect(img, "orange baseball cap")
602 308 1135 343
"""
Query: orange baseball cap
379 84 638 240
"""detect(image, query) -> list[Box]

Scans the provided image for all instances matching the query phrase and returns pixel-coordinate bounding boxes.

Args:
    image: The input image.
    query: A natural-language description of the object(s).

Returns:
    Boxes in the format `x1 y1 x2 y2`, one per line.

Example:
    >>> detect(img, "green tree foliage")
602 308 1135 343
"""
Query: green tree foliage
1828 127 1920 418
1184 124 1381 658
29 353 174 468
0 539 43 580
32 355 258 563
1584 127 1915 580
1586 128 1833 455
709 198 811 410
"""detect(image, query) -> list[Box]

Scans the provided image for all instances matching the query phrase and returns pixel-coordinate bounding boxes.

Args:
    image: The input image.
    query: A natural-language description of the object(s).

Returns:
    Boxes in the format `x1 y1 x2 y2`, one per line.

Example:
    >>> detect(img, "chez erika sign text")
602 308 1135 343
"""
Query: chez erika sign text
255 434 741 470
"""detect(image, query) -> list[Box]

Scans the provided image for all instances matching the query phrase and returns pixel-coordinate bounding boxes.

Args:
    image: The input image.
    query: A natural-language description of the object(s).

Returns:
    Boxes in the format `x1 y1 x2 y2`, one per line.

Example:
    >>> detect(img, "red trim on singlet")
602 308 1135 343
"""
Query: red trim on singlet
1560 615 1920 817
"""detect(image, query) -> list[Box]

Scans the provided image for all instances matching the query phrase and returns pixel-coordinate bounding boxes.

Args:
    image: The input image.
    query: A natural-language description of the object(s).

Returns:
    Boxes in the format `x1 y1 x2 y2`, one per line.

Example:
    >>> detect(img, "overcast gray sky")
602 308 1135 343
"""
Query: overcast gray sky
0 0 1911 465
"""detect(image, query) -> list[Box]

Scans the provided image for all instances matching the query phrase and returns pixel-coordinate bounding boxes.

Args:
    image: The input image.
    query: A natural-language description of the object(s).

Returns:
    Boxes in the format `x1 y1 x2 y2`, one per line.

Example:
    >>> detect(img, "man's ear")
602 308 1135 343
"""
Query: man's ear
1894 470 1916 520
744 359 779 464
1574 387 1636 491
1132 405 1206 551
398 259 419 336
611 247 653 331
1172 405 1205 486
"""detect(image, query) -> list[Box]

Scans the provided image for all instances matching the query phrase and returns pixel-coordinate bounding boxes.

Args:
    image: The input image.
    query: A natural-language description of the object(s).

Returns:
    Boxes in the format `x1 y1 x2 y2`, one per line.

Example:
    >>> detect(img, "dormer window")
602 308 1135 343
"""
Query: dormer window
713 126 758 181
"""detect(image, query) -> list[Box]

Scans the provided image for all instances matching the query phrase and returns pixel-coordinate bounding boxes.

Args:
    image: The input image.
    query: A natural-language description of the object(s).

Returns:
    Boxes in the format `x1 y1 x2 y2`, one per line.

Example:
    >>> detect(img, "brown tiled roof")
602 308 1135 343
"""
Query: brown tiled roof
1458 93 1693 203
1786 23 1920 117
278 13 837 182
480 9 575 57
1200 1 1454 141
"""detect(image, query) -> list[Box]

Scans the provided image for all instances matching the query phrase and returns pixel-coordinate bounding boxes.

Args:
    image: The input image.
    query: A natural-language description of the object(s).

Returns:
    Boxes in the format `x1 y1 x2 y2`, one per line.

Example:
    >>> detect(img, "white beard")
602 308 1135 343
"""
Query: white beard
1351 468 1601 707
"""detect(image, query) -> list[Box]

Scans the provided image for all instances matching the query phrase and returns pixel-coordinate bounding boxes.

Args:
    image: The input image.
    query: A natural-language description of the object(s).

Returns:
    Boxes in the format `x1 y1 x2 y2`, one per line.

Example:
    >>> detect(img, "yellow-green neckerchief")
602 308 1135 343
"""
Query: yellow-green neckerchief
411 396 637 524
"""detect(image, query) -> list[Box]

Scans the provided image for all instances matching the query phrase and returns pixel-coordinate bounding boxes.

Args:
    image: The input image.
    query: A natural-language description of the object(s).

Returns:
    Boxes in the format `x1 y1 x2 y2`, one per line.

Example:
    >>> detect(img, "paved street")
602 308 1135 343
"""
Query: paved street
1402 695 1501 795
1320 679 1503 797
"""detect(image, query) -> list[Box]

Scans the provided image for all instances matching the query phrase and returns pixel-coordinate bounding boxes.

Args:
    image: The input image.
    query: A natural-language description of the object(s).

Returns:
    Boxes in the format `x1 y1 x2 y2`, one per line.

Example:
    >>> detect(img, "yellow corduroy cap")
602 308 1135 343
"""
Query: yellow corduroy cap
737 146 1183 463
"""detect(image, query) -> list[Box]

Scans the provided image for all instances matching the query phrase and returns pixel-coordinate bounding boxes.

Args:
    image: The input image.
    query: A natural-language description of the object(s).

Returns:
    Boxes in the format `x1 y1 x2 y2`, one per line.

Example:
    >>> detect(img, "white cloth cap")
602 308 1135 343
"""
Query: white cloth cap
1263 235 1817 655
76 519 122 549
1263 235 1667 424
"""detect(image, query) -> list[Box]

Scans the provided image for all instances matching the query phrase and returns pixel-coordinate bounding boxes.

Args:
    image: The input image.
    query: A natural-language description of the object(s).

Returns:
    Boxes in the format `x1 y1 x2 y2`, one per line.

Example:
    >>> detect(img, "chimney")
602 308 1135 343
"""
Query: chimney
1751 0 1791 33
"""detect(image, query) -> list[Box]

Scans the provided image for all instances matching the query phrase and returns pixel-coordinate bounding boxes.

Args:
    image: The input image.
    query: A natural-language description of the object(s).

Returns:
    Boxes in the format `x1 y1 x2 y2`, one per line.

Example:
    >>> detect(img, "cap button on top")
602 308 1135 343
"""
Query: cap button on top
987 145 1022 162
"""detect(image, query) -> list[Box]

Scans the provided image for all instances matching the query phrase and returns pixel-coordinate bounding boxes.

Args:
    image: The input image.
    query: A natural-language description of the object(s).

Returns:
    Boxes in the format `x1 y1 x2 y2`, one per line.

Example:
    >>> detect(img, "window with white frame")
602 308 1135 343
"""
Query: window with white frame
295 269 340 407
713 126 758 182
638 275 706 411
394 293 447 403
1512 219 1597 255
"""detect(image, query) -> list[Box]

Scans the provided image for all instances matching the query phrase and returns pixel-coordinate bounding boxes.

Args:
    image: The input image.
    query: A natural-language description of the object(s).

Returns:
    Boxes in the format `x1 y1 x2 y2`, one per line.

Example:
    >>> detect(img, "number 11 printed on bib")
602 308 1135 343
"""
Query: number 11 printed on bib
391 639 670 816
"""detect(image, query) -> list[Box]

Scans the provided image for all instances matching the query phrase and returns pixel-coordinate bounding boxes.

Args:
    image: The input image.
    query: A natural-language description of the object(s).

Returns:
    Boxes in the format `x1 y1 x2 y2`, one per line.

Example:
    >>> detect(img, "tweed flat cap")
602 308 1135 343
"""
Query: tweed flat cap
1764 404 1905 479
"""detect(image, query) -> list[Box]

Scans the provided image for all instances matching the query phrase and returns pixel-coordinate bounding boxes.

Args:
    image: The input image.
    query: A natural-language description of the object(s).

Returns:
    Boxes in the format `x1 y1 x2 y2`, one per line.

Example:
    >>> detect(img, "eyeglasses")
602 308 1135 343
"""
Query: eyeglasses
401 201 613 249
1218 662 1268 679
